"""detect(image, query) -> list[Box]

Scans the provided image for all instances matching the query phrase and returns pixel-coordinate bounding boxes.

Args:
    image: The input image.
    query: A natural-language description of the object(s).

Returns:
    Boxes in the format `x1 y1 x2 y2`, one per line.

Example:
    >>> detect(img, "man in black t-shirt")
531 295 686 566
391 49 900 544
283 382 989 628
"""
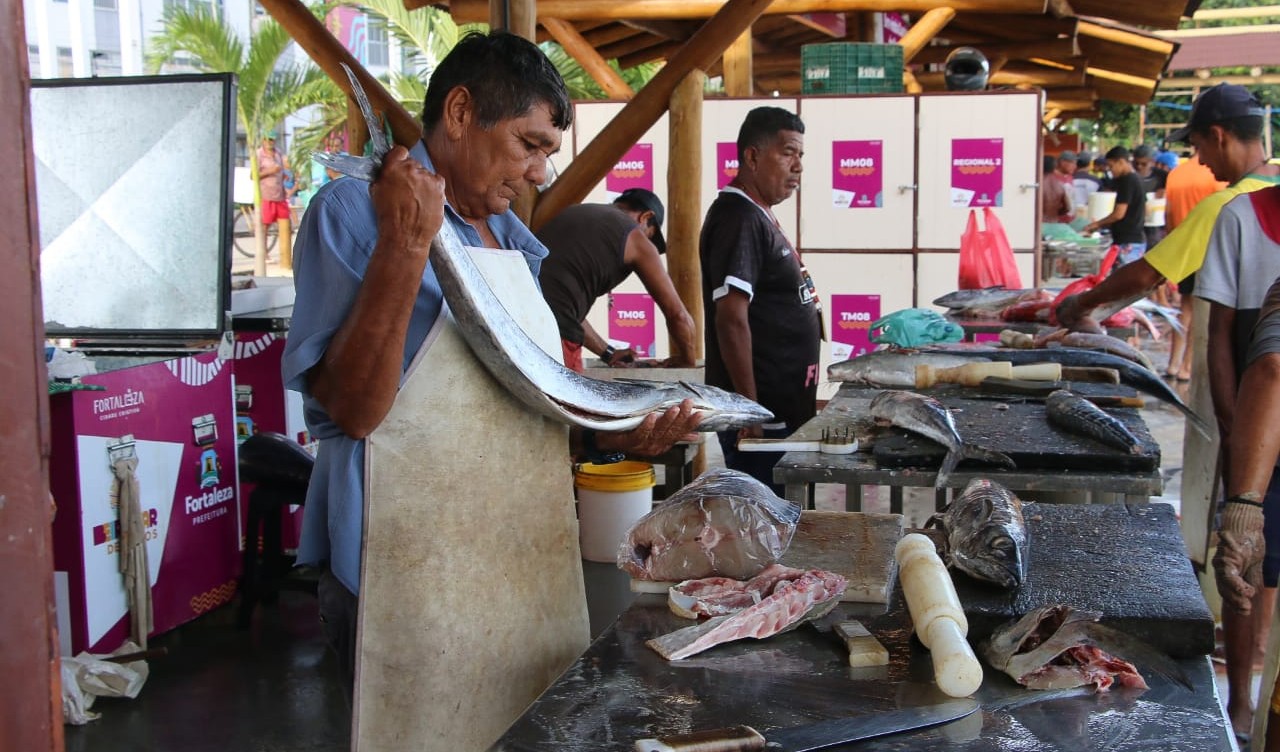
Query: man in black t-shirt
1084 145 1148 265
700 107 821 494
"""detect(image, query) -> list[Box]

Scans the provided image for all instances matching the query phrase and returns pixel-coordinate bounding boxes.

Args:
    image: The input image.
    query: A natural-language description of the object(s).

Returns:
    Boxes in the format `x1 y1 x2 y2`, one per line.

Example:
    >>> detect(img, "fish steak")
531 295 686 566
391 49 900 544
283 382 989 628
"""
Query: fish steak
667 563 809 619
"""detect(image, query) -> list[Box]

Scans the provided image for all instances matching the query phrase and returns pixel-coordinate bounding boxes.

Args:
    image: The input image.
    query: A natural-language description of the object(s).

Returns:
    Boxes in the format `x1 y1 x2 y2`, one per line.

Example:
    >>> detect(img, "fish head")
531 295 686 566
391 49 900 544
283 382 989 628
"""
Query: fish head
827 357 874 383
951 518 1027 588
680 382 775 431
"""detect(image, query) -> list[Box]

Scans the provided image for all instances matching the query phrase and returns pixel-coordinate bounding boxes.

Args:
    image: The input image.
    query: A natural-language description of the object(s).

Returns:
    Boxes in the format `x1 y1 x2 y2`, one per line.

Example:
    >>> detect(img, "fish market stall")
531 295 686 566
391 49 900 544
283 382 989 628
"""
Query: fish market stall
491 503 1227 751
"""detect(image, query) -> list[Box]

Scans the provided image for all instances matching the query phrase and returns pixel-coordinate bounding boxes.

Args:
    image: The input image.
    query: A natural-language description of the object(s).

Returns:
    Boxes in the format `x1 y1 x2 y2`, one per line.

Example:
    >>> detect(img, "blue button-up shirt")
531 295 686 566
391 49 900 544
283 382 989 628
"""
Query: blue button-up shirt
282 141 549 594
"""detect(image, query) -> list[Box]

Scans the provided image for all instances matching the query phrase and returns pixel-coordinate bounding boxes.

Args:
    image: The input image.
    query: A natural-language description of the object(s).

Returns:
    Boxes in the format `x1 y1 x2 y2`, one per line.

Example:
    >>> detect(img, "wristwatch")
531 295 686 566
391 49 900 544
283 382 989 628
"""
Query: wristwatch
581 429 625 465
601 345 617 364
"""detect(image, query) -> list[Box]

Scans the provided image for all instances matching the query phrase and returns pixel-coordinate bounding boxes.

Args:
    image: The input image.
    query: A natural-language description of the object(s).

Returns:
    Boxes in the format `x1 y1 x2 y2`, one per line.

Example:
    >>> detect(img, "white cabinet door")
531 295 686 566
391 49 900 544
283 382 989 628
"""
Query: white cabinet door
799 96 916 250
916 92 1041 251
572 101 669 205
701 98 800 245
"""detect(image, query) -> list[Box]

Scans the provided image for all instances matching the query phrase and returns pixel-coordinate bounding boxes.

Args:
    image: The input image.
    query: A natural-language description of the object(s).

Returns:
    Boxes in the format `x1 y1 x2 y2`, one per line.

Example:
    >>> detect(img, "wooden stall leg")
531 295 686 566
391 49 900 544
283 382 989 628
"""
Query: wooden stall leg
890 486 904 516
785 482 810 509
845 483 863 513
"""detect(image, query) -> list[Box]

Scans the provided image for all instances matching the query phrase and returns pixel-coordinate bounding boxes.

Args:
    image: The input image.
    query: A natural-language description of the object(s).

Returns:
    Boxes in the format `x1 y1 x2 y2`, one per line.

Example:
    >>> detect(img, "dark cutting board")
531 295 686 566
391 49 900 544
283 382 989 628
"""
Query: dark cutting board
925 502 1214 658
872 389 1161 474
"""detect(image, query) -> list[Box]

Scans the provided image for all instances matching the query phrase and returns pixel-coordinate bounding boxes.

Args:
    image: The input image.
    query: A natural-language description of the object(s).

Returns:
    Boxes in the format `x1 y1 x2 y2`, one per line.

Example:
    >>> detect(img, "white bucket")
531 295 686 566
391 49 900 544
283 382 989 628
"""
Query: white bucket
1145 193 1167 227
575 461 655 563
1088 191 1116 221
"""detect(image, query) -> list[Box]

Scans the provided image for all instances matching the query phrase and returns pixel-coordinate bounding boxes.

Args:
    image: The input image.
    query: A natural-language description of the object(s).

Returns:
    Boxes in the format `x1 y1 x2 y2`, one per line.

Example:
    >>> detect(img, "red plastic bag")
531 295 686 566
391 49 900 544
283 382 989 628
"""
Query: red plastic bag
1048 245 1121 324
958 208 1022 290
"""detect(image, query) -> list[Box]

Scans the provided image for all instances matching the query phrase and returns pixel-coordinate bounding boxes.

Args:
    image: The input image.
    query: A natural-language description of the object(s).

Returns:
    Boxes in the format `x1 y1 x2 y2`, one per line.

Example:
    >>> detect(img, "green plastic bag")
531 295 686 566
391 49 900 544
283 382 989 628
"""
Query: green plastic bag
870 308 965 348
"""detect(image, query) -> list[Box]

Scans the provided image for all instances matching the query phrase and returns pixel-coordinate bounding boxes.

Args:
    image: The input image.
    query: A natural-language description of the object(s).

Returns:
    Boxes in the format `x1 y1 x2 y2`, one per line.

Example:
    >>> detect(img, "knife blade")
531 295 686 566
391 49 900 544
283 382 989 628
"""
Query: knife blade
634 698 980 752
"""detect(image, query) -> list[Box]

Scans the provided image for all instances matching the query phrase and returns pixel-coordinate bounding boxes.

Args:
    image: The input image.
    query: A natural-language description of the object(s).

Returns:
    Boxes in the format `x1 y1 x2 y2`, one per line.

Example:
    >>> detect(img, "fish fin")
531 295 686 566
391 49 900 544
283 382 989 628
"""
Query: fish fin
936 449 960 489
962 444 1017 470
1078 622 1192 691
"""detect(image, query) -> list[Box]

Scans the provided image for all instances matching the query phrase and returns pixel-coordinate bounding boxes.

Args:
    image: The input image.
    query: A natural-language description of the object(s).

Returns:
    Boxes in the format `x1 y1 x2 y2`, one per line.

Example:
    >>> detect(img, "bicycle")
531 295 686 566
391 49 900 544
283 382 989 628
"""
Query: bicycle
231 204 280 259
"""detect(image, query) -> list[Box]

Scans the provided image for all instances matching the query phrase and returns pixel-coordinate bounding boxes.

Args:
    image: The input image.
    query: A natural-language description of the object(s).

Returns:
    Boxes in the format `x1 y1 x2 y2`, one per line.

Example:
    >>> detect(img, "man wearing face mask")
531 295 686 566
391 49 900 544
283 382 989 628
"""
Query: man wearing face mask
700 107 820 495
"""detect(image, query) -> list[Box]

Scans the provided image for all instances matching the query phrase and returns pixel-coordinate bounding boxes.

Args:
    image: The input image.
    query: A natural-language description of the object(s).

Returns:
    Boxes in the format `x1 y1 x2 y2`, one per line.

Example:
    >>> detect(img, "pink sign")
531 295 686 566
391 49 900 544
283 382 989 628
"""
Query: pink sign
716 142 739 189
609 292 657 358
830 294 881 361
973 332 1002 344
832 140 883 209
880 12 908 44
951 138 1004 208
325 7 367 65
606 143 653 195
50 352 241 653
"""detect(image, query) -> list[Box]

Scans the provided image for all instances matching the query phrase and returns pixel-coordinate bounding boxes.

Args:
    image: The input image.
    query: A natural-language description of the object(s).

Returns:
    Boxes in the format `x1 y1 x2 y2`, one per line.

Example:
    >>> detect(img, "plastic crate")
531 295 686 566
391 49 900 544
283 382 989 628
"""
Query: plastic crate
801 43 904 95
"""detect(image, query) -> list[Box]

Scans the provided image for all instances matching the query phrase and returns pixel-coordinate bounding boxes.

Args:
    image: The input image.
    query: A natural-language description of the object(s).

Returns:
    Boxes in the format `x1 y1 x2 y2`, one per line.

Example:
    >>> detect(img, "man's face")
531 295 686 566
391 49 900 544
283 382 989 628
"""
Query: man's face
1057 158 1074 175
1189 128 1229 182
1134 156 1153 174
747 129 804 206
1106 158 1129 176
453 100 562 217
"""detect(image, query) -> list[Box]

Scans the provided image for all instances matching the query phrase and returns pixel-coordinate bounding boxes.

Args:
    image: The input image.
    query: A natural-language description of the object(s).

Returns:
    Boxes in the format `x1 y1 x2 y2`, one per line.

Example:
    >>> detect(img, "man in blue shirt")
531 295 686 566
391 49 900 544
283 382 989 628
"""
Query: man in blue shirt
282 32 699 691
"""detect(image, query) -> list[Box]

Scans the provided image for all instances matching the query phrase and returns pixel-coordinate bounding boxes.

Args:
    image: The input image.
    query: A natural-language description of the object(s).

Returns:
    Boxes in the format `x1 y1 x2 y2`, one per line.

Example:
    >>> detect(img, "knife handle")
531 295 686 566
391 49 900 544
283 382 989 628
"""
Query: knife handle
634 725 767 752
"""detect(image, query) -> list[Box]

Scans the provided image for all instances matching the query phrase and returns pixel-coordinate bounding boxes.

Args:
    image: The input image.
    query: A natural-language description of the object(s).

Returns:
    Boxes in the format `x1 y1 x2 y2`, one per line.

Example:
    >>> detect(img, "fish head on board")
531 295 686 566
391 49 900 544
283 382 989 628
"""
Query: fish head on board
946 480 1028 588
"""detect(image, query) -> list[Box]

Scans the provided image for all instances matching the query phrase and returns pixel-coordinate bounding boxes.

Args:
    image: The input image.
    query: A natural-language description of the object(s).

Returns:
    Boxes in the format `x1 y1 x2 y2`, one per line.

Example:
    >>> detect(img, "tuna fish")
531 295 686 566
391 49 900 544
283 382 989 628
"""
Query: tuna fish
1045 389 1143 455
315 65 773 433
933 287 1045 318
870 390 1015 488
647 569 847 660
827 350 990 387
928 478 1028 588
981 605 1190 692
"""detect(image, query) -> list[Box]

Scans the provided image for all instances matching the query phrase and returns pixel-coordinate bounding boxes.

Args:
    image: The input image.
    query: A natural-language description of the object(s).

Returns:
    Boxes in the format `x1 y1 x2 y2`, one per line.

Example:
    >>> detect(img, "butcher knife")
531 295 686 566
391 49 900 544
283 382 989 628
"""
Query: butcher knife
634 698 979 751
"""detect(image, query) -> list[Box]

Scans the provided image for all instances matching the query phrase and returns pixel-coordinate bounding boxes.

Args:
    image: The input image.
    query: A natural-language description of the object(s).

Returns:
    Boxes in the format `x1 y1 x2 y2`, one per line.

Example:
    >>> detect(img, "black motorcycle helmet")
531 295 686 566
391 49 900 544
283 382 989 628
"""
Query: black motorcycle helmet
944 47 990 91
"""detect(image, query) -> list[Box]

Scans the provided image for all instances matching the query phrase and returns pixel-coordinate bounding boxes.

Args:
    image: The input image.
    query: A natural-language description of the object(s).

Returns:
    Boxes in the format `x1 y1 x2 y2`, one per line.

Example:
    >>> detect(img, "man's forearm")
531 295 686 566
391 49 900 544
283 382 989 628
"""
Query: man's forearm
1207 305 1239 437
716 315 757 401
581 319 609 356
664 309 697 366
1228 354 1280 497
1077 258 1164 310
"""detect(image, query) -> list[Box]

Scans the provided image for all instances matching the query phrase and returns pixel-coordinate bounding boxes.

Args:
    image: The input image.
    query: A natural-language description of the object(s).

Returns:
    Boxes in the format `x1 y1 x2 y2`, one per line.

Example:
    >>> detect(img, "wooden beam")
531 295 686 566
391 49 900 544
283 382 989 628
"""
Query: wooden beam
543 18 634 99
618 40 685 69
915 64 1086 89
1045 97 1097 112
619 18 698 40
912 37 1079 66
904 69 924 93
1056 109 1101 120
1078 20 1176 55
1158 23 1280 39
260 0 421 146
899 7 956 63
450 0 1049 24
584 24 648 49
724 29 754 96
947 12 1077 41
1047 0 1074 18
1192 5 1280 21
598 32 674 61
534 0 778 229
1161 73 1280 89
490 0 536 41
667 70 705 359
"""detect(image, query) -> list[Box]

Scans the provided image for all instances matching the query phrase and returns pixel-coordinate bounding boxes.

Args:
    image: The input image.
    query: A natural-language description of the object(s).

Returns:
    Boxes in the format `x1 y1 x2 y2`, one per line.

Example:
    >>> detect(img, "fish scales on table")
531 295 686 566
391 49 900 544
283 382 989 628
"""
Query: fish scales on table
869 390 1015 488
1045 389 1143 455
313 65 774 433
981 605 1190 693
928 478 1028 588
646 569 847 660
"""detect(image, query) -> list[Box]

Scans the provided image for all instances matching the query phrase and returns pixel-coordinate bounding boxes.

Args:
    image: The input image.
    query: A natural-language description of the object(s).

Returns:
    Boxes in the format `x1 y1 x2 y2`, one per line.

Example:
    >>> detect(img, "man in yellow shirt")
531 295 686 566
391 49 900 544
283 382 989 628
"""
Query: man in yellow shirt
1056 84 1280 331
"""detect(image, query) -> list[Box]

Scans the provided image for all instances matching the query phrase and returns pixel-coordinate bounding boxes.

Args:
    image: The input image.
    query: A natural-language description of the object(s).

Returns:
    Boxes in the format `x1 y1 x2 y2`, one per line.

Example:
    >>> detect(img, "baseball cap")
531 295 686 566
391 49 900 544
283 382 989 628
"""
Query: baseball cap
264 129 278 140
1076 151 1093 166
614 188 666 254
1169 83 1266 143
1058 150 1077 162
1156 151 1180 170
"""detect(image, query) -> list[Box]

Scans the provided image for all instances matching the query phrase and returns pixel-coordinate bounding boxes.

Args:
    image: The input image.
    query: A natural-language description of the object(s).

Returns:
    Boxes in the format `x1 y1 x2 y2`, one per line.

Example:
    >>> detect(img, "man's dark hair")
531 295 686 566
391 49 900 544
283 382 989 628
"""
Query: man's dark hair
737 107 805 161
1191 115 1265 143
1105 146 1131 161
1043 155 1056 174
422 31 572 134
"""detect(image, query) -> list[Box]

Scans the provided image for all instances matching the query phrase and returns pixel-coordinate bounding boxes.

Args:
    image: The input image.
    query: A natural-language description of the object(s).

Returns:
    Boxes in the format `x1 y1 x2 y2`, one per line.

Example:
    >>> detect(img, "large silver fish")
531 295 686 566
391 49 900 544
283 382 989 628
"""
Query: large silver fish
981 604 1190 692
315 65 772 433
827 350 989 387
933 287 1042 317
928 478 1027 588
869 390 1015 488
1045 389 1142 455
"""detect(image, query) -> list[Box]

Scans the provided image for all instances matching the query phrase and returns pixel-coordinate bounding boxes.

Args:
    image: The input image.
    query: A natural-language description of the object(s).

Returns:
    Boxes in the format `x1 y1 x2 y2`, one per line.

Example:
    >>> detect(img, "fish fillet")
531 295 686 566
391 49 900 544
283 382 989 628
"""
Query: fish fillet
647 570 847 660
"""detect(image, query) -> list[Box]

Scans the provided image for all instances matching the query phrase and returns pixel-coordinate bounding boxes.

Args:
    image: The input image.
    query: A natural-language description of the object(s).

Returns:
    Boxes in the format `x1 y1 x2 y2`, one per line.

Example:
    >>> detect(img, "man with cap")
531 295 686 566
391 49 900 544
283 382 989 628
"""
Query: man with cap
1055 83 1280 333
1083 146 1147 265
1053 150 1077 222
256 128 293 264
536 188 696 372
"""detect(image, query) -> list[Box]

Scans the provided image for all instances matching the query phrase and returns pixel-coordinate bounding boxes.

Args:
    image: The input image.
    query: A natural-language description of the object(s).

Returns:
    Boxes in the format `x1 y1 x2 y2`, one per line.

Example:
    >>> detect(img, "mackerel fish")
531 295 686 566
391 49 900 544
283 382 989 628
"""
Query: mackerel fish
1045 389 1142 455
928 478 1027 588
869 390 1015 488
314 65 772 433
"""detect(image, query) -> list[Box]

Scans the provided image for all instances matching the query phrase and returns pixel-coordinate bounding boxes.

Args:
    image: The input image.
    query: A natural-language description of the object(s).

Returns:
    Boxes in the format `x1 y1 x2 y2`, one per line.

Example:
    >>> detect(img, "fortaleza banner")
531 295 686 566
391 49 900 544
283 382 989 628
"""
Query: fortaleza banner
950 138 1004 208
608 292 656 358
606 143 653 195
832 140 883 209
49 351 241 654
830 294 881 362
716 142 739 189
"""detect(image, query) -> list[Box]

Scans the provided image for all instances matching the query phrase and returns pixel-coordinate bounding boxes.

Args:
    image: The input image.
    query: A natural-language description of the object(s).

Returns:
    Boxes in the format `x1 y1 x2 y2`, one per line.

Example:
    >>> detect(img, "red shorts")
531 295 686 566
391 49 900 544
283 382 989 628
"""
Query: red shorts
561 339 584 373
261 200 292 225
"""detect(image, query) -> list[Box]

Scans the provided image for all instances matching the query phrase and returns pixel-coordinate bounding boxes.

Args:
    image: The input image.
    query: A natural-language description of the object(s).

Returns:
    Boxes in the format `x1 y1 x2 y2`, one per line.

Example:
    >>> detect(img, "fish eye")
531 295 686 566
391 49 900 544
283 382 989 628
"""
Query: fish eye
989 535 1014 556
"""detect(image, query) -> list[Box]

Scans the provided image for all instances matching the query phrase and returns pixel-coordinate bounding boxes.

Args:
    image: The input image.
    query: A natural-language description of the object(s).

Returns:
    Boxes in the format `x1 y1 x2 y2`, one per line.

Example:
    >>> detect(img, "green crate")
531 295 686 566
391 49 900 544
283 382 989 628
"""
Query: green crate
801 43 904 95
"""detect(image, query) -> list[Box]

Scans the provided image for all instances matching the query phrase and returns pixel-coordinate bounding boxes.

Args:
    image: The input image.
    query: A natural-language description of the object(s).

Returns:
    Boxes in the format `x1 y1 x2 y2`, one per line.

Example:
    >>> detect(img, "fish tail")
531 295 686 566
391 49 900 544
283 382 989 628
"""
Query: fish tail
963 444 1017 469
1181 405 1213 439
936 450 960 489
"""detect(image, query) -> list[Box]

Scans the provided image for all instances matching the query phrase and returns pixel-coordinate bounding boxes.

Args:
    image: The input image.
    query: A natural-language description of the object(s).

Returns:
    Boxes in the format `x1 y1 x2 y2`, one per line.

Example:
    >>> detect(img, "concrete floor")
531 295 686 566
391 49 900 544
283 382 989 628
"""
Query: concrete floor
65 328 1232 751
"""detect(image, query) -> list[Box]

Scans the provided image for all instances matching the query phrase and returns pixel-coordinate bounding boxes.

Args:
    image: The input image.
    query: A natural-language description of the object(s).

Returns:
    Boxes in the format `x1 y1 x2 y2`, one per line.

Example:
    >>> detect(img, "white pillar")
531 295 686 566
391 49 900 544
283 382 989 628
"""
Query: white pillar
67 0 90 76
118 0 141 75
33 0 57 78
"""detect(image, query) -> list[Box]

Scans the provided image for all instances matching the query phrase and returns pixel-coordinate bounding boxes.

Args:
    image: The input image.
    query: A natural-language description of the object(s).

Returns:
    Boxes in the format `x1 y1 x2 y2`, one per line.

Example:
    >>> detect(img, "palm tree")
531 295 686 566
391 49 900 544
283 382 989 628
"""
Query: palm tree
147 4 330 274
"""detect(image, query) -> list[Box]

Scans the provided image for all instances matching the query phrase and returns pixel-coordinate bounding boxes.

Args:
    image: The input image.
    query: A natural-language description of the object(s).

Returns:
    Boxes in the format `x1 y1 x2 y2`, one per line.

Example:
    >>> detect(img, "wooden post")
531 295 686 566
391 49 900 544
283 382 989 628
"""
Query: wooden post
490 0 537 41
543 17 634 99
0 1 62 749
724 29 754 96
669 71 706 475
898 7 956 63
534 0 776 230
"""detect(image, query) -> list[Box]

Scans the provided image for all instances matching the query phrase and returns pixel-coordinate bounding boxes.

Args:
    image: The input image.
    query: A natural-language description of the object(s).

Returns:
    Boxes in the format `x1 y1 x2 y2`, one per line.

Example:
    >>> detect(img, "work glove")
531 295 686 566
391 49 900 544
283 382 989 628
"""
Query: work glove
1213 497 1266 615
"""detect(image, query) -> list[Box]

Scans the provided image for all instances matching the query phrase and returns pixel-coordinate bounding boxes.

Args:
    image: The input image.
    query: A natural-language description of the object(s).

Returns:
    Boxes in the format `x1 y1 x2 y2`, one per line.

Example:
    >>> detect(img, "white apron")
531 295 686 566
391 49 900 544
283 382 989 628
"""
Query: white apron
354 246 589 751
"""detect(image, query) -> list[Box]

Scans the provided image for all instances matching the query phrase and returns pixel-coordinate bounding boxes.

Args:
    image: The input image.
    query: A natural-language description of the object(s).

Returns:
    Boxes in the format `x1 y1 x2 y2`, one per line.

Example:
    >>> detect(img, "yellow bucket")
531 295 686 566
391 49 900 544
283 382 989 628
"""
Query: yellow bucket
575 462 655 562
